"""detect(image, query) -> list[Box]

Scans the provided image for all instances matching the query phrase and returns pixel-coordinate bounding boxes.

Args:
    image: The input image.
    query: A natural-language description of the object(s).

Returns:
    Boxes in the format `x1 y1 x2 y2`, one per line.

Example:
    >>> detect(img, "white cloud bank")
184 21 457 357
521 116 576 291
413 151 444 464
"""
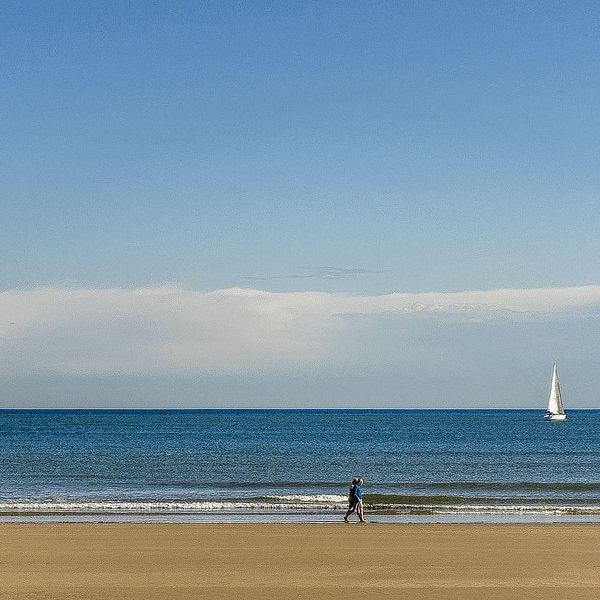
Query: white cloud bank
2 285 600 379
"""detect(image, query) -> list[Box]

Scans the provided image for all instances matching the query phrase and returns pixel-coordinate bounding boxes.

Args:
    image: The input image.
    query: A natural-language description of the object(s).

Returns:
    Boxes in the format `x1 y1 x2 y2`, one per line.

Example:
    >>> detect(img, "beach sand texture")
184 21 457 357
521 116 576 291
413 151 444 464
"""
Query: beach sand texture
2 523 600 599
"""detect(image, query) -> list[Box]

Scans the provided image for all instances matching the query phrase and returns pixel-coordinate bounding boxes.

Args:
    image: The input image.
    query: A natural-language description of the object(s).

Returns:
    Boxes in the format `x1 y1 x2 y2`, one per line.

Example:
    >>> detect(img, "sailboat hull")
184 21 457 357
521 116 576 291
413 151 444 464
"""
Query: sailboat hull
545 412 567 421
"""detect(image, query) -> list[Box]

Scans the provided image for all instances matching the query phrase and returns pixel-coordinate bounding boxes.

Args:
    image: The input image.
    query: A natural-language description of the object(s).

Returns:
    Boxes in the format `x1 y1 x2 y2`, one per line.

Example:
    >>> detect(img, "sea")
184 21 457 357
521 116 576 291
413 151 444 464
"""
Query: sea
2 409 600 524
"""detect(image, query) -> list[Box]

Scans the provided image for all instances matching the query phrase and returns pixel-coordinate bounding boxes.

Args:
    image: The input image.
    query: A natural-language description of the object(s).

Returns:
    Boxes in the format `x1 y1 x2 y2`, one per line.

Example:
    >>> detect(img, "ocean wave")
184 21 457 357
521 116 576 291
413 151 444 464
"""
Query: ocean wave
0 497 348 514
3 497 600 517
265 494 347 503
367 503 600 516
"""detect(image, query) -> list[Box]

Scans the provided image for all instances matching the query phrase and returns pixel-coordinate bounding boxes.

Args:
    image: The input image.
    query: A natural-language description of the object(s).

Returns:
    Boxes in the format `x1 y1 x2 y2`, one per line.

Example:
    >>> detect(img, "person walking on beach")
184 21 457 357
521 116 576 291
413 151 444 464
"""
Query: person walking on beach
344 477 358 521
344 477 367 523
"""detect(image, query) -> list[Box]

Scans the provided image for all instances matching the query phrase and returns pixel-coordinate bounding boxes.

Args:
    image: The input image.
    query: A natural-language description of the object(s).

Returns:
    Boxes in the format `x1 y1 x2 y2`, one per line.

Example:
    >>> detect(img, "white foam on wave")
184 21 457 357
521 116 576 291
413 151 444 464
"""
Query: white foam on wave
266 494 347 503
3 499 600 516
0 497 349 514
374 503 600 515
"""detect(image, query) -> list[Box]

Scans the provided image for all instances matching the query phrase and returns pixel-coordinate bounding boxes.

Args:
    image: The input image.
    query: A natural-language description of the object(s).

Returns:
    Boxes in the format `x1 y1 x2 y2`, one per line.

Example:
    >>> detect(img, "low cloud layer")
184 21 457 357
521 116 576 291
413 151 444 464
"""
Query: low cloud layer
2 285 600 379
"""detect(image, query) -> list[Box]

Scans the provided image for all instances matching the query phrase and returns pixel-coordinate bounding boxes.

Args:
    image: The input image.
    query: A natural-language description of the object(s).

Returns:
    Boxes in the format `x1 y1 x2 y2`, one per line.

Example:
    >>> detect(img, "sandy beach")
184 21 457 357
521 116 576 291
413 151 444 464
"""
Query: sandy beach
2 523 600 599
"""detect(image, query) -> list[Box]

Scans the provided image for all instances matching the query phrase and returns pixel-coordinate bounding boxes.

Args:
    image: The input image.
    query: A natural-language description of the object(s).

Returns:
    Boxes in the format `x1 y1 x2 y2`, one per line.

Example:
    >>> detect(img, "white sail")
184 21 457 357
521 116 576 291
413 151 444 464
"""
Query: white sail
545 362 566 421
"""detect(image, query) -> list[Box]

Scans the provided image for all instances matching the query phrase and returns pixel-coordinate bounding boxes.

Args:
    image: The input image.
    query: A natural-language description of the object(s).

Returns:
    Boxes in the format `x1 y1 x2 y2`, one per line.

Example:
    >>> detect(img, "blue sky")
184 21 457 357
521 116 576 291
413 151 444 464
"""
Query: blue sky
1 1 600 408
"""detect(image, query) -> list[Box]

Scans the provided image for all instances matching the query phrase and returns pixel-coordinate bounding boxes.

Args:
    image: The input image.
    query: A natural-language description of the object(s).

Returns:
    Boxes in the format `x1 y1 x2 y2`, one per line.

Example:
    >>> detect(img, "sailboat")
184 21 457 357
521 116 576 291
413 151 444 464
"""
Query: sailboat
544 362 567 421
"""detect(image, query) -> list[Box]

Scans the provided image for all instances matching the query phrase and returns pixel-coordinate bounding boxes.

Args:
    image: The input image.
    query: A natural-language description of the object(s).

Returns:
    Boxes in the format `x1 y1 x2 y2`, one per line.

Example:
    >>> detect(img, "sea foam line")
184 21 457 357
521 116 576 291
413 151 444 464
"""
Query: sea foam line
3 500 600 516
0 498 348 513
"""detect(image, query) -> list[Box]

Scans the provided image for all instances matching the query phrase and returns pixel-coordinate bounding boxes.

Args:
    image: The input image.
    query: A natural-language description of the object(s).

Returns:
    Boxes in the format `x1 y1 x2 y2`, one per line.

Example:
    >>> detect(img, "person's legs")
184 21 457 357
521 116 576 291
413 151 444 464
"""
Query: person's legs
357 500 366 522
344 504 356 522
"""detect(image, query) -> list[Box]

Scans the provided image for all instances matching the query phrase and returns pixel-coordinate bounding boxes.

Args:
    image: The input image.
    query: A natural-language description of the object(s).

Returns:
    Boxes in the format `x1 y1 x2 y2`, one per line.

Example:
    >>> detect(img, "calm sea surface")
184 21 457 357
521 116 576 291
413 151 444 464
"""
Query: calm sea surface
2 409 600 523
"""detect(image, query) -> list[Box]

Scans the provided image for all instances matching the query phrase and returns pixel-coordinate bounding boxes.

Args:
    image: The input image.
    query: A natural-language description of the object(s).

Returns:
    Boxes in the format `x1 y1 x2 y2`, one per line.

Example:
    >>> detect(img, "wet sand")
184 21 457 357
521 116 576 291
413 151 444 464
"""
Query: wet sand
2 523 600 599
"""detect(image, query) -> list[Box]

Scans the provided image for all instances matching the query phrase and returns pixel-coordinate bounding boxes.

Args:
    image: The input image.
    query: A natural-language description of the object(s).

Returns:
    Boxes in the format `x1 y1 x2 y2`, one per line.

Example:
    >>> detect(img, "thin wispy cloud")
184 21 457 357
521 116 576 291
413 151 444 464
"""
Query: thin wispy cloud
244 267 386 282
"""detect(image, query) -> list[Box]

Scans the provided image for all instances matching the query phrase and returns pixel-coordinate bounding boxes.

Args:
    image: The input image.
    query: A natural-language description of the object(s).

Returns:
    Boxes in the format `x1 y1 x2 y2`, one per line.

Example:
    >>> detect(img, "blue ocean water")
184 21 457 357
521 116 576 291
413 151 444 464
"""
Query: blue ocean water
2 409 600 523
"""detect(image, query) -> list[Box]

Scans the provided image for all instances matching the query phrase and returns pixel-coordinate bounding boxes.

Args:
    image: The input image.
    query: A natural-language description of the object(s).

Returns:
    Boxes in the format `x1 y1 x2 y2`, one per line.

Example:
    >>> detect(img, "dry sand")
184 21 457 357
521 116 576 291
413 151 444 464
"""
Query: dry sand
2 523 600 599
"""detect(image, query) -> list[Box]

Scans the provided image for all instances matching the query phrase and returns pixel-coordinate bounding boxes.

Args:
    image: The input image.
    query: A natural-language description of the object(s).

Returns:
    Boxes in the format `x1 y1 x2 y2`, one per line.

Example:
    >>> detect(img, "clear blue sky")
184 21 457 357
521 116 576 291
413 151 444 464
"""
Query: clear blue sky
1 1 600 408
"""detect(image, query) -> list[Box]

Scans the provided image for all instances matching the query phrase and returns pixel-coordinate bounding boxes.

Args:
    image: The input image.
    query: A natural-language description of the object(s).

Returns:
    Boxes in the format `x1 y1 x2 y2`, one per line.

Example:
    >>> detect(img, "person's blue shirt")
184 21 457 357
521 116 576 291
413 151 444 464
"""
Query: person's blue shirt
353 484 362 501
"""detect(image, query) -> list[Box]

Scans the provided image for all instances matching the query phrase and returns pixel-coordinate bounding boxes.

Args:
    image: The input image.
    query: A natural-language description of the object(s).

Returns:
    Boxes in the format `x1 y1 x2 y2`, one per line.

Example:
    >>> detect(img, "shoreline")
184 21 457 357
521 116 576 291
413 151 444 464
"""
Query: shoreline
4 511 600 525
3 523 600 599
